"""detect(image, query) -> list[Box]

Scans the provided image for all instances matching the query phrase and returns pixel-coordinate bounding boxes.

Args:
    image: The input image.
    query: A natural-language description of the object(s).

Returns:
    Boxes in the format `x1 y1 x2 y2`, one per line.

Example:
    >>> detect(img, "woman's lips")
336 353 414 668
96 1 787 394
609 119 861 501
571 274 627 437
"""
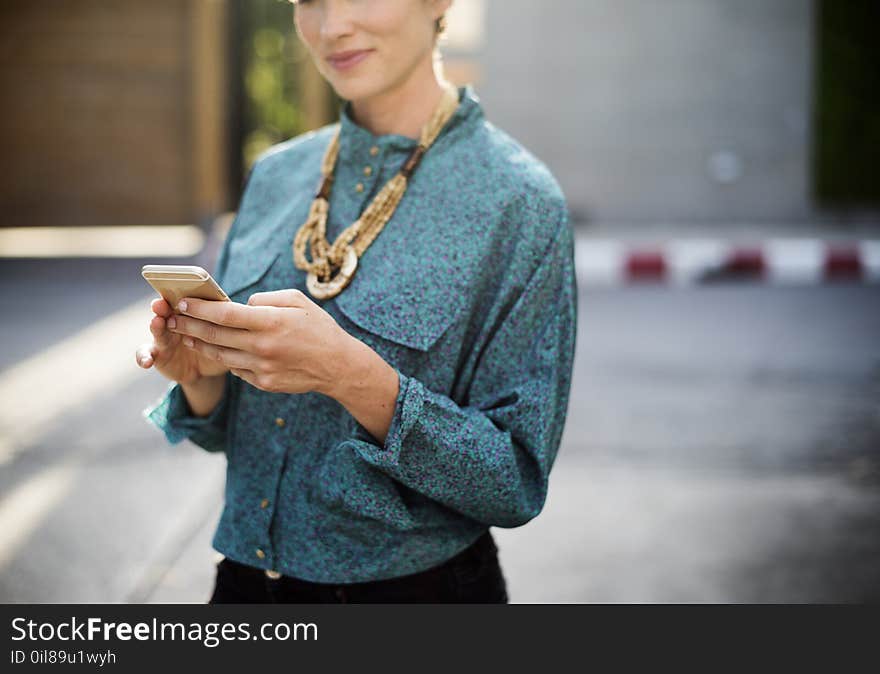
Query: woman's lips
327 50 373 71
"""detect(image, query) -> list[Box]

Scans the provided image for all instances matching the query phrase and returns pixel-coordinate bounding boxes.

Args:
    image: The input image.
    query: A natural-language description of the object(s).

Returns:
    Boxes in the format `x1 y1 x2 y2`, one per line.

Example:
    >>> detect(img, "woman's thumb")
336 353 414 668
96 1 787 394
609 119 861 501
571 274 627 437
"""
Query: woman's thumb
136 343 156 369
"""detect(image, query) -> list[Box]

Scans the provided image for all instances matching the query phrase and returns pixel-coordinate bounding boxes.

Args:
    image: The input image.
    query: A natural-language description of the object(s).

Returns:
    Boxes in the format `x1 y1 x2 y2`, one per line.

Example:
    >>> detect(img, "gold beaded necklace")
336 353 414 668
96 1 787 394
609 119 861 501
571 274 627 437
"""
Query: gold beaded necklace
292 82 461 300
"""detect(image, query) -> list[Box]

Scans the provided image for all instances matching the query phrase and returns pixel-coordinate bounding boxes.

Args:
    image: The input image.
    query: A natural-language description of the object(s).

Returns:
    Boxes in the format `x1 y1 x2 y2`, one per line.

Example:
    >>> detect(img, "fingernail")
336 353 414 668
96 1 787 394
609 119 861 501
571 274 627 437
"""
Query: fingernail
178 300 188 312
167 317 177 329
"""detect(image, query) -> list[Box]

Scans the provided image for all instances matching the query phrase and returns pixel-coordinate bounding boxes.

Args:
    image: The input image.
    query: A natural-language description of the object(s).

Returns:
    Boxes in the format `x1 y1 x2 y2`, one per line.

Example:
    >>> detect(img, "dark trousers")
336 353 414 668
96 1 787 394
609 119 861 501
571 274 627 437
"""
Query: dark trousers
208 531 508 604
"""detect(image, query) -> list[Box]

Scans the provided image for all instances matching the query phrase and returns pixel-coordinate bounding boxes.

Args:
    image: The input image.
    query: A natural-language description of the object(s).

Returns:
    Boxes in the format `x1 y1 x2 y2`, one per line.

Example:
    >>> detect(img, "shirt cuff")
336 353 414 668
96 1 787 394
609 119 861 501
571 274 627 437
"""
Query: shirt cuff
351 367 424 470
142 377 229 445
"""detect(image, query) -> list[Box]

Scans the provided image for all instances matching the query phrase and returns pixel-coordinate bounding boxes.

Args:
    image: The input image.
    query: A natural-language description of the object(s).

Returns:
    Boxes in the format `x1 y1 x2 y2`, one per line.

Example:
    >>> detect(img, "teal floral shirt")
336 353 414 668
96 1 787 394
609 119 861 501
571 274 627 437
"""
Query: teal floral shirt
144 85 578 584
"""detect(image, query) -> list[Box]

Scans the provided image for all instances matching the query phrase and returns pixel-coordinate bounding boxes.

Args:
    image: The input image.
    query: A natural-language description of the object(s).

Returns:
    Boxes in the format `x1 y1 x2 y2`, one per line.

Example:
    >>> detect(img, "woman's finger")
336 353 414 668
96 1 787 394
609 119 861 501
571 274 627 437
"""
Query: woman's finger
182 336 259 371
230 368 259 388
135 343 154 369
149 314 175 348
151 297 173 318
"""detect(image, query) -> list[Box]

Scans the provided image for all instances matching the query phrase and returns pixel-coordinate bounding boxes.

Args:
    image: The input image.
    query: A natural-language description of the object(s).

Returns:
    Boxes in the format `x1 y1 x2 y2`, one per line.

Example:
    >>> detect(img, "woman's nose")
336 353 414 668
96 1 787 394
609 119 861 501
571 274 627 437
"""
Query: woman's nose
320 0 356 41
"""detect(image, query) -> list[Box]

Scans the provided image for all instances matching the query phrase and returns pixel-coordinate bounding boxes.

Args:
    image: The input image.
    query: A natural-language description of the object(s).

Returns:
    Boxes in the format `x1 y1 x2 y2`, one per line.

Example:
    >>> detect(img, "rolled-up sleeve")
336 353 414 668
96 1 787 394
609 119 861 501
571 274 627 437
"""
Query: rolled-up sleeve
347 210 578 528
142 374 232 454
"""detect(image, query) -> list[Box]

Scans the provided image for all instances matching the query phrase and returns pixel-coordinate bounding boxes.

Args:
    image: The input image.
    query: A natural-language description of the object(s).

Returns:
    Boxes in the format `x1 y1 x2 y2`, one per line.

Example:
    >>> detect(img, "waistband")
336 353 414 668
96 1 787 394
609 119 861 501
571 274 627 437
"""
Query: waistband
224 530 497 589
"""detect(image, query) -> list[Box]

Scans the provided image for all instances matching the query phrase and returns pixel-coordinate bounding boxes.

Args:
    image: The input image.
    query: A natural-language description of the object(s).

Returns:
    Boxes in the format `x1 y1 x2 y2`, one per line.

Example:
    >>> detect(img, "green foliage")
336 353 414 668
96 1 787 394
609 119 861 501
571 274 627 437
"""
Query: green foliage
814 0 880 206
240 0 308 171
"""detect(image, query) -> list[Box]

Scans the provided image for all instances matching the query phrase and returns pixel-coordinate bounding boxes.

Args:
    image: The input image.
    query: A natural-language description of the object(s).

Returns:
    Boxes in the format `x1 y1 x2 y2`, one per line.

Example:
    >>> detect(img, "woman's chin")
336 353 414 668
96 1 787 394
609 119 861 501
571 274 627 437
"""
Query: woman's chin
331 77 387 104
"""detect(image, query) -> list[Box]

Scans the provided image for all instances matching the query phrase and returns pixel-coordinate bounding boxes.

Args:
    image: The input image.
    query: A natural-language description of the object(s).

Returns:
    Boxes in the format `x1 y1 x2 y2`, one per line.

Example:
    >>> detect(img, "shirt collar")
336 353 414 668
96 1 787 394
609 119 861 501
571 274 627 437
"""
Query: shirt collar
337 84 484 161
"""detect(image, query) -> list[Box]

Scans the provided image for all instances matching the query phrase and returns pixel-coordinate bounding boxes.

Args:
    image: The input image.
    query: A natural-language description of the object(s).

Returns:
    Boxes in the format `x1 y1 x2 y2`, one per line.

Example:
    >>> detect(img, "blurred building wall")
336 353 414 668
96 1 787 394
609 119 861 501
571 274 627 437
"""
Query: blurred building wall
0 0 232 229
479 0 816 225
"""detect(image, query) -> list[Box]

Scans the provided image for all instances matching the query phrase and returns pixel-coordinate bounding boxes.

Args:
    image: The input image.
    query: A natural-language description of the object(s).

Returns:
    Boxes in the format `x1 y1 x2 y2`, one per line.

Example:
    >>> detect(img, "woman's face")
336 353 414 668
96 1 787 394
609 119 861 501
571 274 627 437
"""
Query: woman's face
293 0 449 102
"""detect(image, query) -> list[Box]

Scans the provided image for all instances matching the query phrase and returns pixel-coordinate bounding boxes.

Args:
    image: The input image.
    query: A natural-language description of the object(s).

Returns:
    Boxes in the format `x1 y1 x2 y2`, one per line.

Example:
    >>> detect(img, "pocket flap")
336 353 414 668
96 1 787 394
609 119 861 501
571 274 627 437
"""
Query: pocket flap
218 206 297 298
333 243 468 352
221 236 282 299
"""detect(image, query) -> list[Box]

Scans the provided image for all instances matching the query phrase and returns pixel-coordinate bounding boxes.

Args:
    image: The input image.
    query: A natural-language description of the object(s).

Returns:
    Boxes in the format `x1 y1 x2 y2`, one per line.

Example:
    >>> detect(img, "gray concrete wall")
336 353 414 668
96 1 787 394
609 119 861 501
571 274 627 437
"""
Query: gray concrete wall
477 0 816 224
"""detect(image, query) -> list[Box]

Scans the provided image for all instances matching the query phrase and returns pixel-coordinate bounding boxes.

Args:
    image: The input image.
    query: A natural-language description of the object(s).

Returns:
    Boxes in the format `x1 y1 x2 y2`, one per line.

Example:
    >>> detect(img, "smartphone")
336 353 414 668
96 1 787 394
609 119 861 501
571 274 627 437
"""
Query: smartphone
141 264 230 312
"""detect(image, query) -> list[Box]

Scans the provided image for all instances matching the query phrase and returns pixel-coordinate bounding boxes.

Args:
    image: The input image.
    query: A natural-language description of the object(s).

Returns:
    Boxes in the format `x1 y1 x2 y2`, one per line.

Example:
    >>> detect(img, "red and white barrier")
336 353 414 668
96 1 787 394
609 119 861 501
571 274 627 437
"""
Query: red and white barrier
574 238 880 286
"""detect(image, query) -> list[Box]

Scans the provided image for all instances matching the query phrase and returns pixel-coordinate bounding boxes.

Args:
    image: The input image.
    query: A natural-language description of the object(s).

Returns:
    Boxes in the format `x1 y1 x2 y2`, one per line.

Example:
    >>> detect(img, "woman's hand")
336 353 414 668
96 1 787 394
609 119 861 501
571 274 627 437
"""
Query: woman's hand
158 289 353 395
135 297 230 384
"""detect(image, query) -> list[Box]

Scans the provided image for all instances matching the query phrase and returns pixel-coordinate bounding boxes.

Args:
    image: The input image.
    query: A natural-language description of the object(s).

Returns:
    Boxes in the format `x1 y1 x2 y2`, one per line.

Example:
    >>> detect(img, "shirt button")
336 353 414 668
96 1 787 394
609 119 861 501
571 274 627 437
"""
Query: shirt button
255 548 266 560
369 146 379 157
355 182 364 193
275 417 285 428
363 166 373 177
260 498 270 509
265 569 282 580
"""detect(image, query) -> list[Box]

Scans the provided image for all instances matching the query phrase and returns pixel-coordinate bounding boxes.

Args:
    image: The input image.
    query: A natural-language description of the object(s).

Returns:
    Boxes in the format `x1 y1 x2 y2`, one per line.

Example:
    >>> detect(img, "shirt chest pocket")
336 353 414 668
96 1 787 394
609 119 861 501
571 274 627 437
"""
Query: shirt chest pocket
330 259 468 357
221 219 470 356
220 227 302 302
217 198 310 301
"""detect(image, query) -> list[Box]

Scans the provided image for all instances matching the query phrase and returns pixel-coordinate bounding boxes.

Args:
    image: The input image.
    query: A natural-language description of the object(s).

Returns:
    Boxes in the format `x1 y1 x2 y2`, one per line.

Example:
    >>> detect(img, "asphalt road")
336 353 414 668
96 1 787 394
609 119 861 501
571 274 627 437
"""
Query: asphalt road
1 256 878 602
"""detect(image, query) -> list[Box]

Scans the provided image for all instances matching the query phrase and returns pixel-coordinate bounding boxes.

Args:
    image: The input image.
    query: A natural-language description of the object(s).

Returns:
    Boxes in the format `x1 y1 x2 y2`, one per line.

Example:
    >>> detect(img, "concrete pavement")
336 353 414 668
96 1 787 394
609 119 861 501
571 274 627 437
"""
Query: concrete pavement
1 228 878 603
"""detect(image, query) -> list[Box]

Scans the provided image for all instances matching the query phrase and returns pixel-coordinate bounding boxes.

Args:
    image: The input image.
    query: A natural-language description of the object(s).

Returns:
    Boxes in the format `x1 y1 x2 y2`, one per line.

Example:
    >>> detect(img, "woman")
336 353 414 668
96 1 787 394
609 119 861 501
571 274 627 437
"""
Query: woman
137 0 577 603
